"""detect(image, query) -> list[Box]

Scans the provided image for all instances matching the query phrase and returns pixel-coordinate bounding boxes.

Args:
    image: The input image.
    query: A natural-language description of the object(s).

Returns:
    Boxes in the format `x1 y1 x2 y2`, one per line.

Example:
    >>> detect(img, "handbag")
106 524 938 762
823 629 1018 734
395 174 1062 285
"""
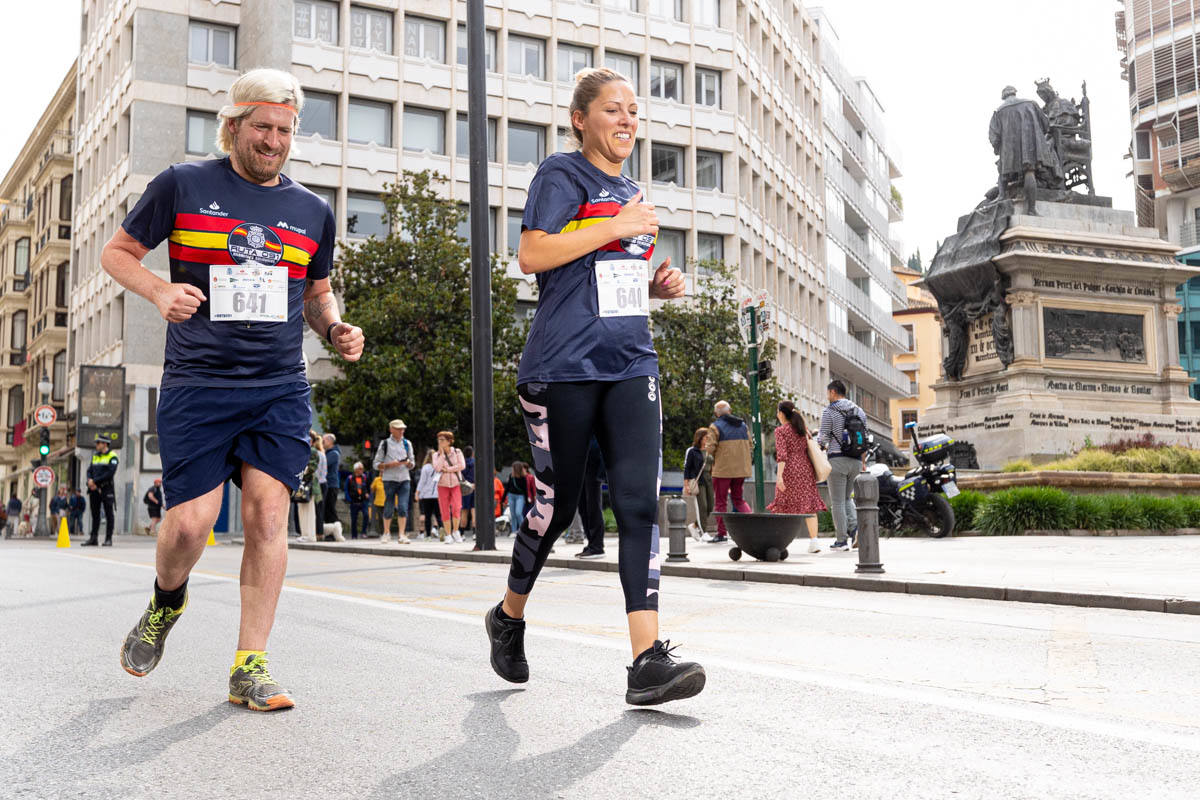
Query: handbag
682 447 699 495
292 482 312 503
807 433 833 482
461 480 475 496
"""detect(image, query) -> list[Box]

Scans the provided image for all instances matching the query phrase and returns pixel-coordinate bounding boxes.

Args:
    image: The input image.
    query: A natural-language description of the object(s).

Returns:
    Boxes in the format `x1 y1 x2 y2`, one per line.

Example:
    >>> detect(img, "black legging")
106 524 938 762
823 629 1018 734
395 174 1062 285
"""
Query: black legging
420 497 442 536
509 377 661 612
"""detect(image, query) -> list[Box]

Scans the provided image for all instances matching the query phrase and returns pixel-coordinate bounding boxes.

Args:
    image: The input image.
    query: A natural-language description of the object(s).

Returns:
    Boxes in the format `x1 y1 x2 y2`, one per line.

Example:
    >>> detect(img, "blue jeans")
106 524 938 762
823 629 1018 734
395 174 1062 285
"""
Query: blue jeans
508 494 526 534
383 480 411 520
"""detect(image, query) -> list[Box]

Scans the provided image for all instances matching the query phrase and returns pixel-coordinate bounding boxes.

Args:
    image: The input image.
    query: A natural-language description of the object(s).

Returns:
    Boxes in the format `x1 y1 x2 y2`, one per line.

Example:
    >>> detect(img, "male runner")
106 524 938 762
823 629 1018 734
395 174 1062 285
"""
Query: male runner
101 68 363 711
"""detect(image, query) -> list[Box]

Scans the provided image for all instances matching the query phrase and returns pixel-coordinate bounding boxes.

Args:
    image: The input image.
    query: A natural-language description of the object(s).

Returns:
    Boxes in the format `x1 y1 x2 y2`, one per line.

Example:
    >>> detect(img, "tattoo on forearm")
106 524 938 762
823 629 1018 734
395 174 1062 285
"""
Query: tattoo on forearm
304 294 337 329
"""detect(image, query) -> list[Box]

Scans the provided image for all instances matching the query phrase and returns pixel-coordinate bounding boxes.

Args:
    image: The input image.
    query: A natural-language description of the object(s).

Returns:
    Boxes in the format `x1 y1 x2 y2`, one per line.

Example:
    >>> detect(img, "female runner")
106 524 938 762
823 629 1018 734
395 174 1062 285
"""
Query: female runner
484 67 705 705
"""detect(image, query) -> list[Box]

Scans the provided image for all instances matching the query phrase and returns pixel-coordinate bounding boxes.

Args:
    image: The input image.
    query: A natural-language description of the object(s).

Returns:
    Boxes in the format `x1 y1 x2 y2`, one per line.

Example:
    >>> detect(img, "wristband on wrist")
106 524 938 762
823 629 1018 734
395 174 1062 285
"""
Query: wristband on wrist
325 321 339 343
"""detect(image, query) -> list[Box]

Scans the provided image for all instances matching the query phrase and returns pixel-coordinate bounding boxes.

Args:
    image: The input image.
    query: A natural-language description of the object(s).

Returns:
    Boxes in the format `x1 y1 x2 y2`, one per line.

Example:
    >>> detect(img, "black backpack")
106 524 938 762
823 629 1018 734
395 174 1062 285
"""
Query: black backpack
837 405 872 458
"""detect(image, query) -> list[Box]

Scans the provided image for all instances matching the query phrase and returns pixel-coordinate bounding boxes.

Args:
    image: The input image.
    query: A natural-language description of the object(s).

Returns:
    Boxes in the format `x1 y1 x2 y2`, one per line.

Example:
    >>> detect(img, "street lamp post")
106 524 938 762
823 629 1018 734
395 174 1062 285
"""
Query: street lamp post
34 373 52 537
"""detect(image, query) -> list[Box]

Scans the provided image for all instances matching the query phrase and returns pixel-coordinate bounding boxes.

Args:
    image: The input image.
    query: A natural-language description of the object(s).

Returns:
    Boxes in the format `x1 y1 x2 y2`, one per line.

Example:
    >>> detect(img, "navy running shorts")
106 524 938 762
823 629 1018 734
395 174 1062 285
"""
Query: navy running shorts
157 381 312 508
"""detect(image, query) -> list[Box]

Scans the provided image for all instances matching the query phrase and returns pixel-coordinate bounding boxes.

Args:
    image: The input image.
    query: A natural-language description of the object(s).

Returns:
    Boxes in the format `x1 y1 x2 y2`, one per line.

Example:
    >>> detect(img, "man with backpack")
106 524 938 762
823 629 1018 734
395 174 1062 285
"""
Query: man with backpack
372 419 415 544
818 380 872 551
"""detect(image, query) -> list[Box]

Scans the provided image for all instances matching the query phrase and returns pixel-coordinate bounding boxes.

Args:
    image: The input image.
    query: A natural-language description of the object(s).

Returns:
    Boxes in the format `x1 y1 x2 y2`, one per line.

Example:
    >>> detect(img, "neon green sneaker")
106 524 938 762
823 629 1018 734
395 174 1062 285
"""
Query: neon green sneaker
228 653 295 712
120 594 187 677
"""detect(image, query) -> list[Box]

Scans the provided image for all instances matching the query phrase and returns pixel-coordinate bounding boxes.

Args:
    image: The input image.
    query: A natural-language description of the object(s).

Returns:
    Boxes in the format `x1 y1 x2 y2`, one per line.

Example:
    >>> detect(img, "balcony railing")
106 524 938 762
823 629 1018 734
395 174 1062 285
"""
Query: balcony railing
826 156 891 240
1181 221 1200 249
826 271 908 348
828 326 911 397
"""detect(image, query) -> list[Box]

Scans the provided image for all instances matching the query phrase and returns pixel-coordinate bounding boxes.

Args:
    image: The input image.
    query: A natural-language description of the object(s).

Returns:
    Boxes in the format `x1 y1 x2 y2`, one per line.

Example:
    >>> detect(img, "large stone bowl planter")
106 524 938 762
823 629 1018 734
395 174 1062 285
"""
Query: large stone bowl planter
714 512 811 562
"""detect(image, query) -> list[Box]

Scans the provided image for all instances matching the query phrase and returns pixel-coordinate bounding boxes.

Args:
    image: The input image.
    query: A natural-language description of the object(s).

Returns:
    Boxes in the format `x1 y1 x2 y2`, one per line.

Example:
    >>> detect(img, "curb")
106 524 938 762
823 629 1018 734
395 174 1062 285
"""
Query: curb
281 540 1198 617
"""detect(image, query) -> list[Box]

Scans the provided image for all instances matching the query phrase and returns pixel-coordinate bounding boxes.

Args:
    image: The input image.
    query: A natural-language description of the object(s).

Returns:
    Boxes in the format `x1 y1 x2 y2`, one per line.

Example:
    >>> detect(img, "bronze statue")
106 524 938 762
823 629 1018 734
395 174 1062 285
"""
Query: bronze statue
989 86 1063 214
1036 78 1095 196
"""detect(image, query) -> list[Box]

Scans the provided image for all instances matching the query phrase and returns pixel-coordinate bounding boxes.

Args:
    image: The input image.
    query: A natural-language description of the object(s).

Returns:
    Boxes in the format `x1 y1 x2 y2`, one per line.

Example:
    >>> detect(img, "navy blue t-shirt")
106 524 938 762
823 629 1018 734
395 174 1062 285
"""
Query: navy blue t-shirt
517 150 659 385
121 157 335 388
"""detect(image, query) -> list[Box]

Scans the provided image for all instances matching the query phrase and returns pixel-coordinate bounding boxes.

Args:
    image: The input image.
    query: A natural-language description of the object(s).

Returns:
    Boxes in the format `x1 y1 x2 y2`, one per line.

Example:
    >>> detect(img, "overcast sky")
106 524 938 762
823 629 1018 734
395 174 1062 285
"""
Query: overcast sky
2 0 1132 263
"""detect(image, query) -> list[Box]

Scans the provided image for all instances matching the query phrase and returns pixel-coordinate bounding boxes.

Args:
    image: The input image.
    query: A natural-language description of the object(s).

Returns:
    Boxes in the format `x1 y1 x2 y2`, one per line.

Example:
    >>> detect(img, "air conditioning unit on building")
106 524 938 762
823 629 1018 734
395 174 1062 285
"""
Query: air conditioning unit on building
141 433 162 472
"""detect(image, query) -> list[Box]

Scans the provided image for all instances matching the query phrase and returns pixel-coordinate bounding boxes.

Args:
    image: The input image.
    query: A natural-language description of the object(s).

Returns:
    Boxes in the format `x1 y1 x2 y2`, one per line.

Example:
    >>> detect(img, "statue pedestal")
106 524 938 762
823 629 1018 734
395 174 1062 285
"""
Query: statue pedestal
923 200 1200 468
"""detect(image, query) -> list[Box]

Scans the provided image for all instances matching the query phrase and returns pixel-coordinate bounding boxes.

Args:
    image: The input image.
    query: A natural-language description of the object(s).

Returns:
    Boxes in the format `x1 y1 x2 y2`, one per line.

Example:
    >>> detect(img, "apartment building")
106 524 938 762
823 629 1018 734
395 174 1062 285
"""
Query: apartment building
1118 0 1200 399
890 263 939 451
810 8 908 452
0 65 76 503
69 0 829 524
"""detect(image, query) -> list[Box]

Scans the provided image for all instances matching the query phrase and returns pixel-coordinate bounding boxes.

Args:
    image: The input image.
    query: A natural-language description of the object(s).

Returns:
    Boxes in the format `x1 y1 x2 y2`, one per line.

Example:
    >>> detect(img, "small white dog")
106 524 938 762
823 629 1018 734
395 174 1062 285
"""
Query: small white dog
322 521 346 542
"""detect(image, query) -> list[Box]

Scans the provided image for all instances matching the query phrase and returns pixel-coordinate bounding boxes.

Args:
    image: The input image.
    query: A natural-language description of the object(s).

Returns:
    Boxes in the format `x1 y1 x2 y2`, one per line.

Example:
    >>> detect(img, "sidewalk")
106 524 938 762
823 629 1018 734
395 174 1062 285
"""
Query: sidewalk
285 532 1200 615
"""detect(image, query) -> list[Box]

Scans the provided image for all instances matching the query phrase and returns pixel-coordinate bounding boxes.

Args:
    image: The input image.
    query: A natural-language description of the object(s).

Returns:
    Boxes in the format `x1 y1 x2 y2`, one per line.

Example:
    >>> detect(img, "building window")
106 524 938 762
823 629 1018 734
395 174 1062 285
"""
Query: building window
58 175 72 220
605 51 639 94
507 34 546 80
456 25 496 71
348 98 393 146
506 209 524 254
656 228 685 271
622 139 642 180
52 351 66 402
696 149 722 190
1135 130 1151 160
651 143 684 185
508 122 545 166
696 68 721 107
697 232 723 262
15 238 30 278
693 0 720 26
346 192 388 239
902 323 915 353
557 43 593 83
456 114 497 161
901 409 918 428
299 91 338 139
185 111 219 155
188 21 235 68
294 0 339 45
404 16 444 62
55 262 68 307
6 385 23 428
598 0 639 9
309 186 336 218
650 60 682 102
351 5 393 53
648 0 683 20
11 310 27 353
403 107 445 154
456 205 497 252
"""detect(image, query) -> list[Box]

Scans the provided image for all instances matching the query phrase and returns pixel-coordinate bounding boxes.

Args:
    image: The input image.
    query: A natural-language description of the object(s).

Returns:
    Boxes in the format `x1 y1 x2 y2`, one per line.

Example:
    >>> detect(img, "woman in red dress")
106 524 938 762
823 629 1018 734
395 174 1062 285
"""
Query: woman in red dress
767 400 827 553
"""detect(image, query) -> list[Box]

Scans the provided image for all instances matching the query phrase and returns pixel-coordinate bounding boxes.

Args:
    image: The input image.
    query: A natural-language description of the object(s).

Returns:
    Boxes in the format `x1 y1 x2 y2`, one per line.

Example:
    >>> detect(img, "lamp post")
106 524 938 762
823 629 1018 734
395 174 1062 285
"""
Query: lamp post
34 372 52 537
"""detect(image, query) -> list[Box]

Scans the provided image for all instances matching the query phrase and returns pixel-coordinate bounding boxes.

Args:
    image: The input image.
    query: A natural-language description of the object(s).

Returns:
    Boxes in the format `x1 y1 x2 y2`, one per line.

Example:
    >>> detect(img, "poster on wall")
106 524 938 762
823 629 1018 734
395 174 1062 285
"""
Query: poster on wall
77 365 125 449
1043 308 1147 364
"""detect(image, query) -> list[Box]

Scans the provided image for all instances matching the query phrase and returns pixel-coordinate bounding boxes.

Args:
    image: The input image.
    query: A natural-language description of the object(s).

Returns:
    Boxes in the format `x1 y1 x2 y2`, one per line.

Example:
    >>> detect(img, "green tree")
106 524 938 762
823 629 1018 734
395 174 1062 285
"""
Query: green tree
906 248 923 274
312 170 529 468
652 261 787 471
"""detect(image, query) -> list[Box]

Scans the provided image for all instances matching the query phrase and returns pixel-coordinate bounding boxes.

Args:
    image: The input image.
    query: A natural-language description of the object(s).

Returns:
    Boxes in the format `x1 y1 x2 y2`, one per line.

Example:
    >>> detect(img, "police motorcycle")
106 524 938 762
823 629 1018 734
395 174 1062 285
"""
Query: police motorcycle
864 422 958 538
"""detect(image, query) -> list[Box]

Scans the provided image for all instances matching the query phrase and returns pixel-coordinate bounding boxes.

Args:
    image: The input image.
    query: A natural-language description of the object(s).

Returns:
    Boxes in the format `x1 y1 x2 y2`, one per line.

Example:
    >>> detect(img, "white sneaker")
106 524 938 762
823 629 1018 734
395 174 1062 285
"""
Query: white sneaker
688 523 703 542
452 531 464 543
399 535 411 544
298 535 317 543
380 534 392 544
807 539 821 553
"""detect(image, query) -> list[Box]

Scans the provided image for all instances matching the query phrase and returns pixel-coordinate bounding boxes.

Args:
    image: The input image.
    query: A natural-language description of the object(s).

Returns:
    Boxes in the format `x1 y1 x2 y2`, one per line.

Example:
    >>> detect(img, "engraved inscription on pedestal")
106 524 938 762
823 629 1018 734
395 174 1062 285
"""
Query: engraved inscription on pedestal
965 313 1001 374
1042 307 1146 363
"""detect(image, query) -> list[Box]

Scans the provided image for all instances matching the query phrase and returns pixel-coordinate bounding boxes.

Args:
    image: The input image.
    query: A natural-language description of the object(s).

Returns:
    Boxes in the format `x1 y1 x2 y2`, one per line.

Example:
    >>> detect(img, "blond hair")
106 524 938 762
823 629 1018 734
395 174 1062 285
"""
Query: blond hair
216 68 305 154
568 66 632 145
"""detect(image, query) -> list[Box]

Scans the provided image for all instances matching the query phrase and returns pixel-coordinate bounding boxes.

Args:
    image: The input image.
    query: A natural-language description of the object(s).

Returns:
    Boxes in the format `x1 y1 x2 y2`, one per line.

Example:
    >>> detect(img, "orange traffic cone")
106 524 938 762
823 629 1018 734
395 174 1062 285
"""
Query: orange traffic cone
206 528 217 546
56 516 71 548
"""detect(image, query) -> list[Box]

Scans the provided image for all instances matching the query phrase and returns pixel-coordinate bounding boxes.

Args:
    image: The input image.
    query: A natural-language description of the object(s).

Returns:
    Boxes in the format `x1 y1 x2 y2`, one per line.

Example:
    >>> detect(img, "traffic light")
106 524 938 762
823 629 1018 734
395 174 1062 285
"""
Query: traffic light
756 360 773 382
364 439 372 451
38 427 50 457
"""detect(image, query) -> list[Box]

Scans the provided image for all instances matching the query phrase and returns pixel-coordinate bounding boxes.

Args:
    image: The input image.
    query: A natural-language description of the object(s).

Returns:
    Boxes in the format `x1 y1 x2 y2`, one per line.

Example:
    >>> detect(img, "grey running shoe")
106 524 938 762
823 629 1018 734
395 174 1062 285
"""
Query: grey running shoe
120 594 187 677
228 653 295 711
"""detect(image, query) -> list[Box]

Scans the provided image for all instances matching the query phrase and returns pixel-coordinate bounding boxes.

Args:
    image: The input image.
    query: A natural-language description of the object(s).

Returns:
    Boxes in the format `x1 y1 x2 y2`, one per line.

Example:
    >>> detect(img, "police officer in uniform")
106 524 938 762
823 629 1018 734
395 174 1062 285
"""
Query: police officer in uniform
83 436 118 546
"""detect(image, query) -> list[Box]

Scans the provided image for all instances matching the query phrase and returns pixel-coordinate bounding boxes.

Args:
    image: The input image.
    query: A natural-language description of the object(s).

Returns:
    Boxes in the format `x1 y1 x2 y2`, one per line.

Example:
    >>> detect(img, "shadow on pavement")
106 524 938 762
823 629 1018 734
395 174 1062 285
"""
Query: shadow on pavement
370 689 701 799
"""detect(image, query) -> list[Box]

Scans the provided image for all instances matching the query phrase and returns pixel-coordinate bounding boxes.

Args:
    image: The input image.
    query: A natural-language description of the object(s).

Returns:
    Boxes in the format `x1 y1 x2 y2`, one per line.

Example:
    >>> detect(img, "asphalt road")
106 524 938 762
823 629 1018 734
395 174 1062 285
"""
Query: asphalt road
1 540 1198 800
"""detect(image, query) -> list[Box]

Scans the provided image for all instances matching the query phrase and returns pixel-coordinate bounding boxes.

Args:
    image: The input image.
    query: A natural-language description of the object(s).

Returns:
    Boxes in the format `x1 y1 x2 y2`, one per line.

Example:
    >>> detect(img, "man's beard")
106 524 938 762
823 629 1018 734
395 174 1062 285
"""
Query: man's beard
233 137 287 184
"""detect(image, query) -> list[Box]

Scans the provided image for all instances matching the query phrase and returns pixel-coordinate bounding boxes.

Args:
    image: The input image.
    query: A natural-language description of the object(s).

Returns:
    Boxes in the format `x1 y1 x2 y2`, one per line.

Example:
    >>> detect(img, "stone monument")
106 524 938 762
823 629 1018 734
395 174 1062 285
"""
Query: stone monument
921 80 1200 468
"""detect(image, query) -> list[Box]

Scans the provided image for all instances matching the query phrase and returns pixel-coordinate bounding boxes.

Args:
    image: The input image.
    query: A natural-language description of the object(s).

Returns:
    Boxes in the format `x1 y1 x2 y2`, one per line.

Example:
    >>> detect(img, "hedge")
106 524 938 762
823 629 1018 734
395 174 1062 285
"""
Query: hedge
968 487 1200 535
1000 446 1200 475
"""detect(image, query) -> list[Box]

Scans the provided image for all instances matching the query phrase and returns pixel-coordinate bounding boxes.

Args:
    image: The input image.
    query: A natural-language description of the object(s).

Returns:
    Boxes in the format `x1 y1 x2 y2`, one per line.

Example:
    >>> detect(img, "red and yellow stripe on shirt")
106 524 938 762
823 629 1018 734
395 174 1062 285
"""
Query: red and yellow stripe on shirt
558 201 654 258
167 214 317 278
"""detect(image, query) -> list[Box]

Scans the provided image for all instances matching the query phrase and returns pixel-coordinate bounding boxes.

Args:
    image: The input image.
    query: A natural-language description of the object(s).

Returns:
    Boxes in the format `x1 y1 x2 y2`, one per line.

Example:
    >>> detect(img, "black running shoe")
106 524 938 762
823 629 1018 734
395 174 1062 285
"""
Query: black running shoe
120 593 188 677
626 640 706 706
484 603 529 683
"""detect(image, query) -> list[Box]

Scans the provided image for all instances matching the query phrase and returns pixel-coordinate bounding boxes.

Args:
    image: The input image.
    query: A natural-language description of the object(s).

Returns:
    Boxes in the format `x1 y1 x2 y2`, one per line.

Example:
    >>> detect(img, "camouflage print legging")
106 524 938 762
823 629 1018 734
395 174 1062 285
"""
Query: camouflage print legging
509 377 662 612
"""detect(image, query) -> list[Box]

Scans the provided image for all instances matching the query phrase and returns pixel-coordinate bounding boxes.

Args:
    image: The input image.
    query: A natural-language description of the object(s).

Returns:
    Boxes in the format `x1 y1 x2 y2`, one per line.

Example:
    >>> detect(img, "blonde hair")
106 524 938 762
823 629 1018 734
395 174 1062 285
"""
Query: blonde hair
216 68 305 154
568 67 632 145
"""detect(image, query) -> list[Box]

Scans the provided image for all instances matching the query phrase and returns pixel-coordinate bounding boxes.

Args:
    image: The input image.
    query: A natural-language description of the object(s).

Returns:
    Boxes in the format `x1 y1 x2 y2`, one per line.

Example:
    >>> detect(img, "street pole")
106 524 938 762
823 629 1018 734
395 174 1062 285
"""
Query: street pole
34 389 49 538
747 306 765 511
467 0 496 550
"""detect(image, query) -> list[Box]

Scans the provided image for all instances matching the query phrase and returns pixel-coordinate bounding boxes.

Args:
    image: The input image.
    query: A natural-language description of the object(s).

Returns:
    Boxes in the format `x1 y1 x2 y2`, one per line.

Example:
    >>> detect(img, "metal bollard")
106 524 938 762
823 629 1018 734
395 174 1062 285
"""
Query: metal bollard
852 473 884 574
665 496 690 562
